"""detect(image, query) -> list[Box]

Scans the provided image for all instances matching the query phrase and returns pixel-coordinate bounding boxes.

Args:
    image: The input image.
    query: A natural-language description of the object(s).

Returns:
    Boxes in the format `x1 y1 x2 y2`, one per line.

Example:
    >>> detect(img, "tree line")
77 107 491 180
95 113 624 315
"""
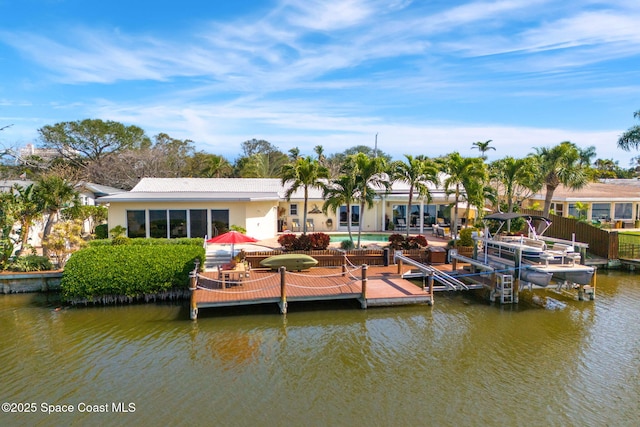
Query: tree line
1 113 639 262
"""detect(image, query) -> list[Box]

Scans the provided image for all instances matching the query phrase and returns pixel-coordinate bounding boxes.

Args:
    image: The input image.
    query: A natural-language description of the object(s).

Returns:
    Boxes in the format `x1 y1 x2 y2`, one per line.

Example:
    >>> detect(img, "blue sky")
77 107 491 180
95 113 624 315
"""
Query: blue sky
1 0 639 164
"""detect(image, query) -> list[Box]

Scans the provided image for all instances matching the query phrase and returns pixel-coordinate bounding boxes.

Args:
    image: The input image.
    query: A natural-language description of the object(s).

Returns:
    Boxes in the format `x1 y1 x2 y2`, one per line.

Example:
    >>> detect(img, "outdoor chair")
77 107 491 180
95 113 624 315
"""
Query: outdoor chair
291 219 300 232
306 218 315 232
396 218 407 231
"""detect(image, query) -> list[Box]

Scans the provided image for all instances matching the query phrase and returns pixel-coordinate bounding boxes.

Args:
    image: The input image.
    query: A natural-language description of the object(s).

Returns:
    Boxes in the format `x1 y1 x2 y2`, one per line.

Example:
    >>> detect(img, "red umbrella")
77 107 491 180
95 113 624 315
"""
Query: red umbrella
206 231 258 255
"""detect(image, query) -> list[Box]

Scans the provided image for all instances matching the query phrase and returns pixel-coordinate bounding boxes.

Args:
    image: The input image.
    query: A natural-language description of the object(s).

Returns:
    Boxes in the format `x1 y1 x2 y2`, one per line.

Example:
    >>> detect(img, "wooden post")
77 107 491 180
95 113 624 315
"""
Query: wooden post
342 260 347 277
427 273 434 306
189 260 200 320
397 257 403 274
279 266 287 314
361 264 368 308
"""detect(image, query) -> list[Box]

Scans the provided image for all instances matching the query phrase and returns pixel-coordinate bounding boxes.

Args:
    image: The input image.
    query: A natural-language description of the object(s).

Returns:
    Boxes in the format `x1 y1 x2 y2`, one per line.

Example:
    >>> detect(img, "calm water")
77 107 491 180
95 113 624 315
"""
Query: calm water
1 271 639 426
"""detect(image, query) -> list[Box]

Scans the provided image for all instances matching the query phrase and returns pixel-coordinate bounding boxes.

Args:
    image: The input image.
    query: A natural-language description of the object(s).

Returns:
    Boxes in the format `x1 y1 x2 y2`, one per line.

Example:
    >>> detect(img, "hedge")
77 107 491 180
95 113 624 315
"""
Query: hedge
61 244 204 304
88 237 204 247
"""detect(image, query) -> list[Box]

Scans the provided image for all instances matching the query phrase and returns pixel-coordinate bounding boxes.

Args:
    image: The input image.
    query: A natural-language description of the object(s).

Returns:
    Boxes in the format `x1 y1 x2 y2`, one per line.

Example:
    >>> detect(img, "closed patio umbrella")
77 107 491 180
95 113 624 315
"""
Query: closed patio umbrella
206 230 258 255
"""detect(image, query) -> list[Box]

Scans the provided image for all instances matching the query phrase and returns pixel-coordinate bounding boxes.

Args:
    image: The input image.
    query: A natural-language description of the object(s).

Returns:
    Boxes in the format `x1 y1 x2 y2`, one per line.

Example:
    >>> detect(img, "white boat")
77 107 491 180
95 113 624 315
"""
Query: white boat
478 213 595 287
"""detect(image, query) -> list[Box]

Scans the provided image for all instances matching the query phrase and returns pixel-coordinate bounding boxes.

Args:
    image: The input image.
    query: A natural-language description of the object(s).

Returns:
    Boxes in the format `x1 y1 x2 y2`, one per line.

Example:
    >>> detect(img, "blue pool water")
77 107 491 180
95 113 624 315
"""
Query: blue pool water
329 233 390 243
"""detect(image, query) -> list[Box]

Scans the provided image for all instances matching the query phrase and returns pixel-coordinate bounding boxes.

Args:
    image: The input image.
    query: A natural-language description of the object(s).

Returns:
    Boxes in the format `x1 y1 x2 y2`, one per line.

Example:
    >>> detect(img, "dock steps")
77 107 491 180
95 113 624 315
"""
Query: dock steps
496 274 514 304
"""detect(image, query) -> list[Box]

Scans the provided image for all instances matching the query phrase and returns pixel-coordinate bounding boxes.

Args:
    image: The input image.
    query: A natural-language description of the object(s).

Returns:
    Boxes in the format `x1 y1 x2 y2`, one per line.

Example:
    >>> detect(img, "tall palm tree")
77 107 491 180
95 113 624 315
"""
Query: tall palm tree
281 156 329 234
34 176 79 257
322 173 358 244
350 153 389 248
532 141 590 217
392 155 439 238
439 153 487 242
471 139 495 160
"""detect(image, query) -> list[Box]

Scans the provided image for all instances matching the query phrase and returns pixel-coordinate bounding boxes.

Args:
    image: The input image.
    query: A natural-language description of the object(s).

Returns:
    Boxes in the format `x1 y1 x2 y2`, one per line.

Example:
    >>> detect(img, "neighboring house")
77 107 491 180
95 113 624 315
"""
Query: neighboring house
525 181 640 227
97 177 476 240
0 179 125 249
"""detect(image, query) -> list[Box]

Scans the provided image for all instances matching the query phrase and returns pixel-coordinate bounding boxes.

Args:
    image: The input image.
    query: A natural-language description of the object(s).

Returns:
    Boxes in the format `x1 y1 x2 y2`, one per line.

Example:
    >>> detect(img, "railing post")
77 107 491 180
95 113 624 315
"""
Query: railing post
279 266 287 314
189 259 200 320
361 264 368 306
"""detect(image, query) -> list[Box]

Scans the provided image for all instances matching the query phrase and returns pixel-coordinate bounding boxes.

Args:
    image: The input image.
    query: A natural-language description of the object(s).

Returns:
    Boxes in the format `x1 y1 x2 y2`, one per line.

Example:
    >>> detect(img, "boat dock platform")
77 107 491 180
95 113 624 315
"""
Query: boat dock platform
189 264 444 319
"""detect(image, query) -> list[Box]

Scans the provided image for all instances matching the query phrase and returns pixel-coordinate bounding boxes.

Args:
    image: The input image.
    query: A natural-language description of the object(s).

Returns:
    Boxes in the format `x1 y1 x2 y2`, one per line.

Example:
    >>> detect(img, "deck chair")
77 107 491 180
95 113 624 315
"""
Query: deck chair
396 218 407 231
306 218 314 232
291 219 300 232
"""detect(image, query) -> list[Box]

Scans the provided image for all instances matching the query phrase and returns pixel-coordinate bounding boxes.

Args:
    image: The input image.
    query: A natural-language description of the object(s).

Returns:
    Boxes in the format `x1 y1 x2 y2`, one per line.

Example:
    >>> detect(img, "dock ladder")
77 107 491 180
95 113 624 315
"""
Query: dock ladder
496 274 514 304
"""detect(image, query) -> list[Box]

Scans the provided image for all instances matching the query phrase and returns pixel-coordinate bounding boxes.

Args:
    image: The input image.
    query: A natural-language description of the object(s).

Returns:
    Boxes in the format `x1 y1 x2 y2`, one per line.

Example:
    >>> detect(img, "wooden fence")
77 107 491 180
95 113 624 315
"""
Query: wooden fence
520 209 618 259
245 248 429 268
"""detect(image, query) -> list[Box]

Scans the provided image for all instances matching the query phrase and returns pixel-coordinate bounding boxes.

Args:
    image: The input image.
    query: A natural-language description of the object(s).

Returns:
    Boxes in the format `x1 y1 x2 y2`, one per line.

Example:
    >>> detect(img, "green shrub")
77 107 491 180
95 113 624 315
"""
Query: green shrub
61 244 205 302
458 228 477 247
340 239 355 250
112 235 131 245
6 255 54 272
95 224 108 239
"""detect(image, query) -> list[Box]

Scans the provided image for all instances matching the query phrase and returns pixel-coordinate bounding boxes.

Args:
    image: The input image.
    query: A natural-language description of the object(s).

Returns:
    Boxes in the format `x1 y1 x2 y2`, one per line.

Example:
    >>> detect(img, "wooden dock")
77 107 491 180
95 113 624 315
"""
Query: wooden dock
189 264 437 319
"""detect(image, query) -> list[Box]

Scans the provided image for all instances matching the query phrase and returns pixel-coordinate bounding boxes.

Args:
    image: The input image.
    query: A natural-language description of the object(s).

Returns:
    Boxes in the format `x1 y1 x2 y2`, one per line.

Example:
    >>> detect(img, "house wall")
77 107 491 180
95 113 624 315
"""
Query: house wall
107 200 279 240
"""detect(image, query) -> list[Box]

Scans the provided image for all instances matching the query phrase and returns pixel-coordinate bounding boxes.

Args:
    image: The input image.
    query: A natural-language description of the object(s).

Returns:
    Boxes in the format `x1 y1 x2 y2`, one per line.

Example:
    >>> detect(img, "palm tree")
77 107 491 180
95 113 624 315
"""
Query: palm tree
322 173 358 244
439 153 487 242
471 140 495 160
490 156 542 214
13 184 43 251
281 156 329 234
391 155 439 238
350 153 389 248
34 176 79 257
618 110 640 151
532 141 590 217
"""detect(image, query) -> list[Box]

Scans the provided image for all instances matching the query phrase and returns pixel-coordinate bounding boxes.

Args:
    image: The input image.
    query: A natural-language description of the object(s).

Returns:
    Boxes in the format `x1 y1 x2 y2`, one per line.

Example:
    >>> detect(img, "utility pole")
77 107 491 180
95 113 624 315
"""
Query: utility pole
374 133 378 158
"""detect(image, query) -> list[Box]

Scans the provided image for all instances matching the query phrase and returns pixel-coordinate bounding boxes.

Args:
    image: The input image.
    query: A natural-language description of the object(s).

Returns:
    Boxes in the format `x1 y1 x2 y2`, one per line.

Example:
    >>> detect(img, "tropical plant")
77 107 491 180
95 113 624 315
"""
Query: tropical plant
34 175 79 256
490 156 542 214
43 219 86 268
532 141 590 217
0 191 19 269
438 153 487 244
617 110 640 151
471 139 495 160
323 173 358 243
281 156 329 234
392 155 439 238
350 153 389 248
12 183 43 251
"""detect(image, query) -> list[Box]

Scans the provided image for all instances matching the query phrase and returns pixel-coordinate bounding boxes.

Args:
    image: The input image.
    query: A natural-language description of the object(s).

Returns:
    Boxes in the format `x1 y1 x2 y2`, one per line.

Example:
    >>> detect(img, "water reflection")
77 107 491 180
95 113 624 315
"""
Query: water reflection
1 271 639 426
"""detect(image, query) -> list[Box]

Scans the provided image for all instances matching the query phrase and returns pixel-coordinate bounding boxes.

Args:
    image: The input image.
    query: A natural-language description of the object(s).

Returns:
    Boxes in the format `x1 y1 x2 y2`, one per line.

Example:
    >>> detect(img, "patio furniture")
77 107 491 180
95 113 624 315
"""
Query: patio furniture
396 218 407 231
218 263 247 288
291 219 301 232
306 218 315 232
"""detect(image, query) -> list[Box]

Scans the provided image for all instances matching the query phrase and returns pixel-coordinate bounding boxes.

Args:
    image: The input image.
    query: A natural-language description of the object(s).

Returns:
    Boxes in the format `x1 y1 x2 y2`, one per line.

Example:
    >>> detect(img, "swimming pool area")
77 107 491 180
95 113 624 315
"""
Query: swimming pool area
329 233 391 243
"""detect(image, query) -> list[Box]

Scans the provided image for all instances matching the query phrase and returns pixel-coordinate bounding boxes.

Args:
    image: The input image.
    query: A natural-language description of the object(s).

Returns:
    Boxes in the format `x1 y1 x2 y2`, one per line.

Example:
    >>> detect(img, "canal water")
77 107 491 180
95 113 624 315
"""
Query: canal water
1 271 639 426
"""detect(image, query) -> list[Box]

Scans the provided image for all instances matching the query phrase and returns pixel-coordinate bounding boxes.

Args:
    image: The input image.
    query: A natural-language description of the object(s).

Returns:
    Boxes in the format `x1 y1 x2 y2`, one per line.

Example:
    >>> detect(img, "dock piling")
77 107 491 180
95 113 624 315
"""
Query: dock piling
279 266 288 314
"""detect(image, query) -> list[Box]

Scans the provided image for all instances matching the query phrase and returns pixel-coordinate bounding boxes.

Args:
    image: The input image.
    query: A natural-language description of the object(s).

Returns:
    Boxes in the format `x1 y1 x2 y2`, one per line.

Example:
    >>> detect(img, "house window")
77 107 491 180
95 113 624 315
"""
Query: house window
392 204 406 226
169 210 187 238
149 210 168 238
339 205 359 226
190 210 207 239
591 203 610 221
550 203 564 217
290 204 298 216
211 209 230 235
126 210 146 238
614 203 632 220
